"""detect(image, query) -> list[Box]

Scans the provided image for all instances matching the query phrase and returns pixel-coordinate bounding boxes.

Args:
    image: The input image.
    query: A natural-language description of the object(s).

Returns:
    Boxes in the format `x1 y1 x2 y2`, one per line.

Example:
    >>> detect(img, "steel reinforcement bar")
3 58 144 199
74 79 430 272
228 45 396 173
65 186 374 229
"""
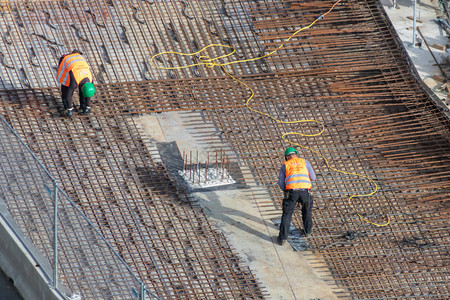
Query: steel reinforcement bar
0 0 449 299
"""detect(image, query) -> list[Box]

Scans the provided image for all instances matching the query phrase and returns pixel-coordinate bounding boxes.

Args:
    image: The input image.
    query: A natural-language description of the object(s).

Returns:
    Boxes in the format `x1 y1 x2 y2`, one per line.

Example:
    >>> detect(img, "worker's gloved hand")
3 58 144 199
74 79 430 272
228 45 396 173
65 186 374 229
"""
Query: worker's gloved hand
283 190 290 200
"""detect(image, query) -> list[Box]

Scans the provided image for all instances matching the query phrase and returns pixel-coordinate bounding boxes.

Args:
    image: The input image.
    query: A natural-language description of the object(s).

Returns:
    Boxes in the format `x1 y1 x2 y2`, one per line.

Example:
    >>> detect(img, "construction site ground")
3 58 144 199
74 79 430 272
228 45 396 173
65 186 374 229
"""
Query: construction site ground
135 111 344 299
139 1 450 298
0 0 448 300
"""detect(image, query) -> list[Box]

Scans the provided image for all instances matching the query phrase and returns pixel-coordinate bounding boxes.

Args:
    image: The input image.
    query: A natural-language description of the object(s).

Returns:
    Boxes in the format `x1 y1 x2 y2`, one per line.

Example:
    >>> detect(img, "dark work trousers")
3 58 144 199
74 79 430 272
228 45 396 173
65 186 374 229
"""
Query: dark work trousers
278 189 313 241
61 72 91 110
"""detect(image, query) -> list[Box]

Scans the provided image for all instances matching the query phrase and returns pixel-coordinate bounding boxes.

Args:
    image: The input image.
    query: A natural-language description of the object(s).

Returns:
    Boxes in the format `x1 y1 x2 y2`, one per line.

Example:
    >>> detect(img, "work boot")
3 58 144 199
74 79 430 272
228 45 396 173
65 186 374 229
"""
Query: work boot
82 107 91 115
276 236 286 246
64 108 73 118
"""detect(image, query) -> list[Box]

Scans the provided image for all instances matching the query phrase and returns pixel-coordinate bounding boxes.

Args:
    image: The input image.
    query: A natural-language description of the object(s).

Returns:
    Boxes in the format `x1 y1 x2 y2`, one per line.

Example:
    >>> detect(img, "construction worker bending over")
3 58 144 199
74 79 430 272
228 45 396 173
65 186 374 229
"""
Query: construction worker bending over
57 50 95 117
277 147 316 246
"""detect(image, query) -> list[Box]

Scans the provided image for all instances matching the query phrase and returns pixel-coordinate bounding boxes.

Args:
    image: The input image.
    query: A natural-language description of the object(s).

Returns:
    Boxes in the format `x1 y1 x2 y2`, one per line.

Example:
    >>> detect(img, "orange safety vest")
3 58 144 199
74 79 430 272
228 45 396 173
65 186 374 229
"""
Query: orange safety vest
56 53 92 87
284 157 312 189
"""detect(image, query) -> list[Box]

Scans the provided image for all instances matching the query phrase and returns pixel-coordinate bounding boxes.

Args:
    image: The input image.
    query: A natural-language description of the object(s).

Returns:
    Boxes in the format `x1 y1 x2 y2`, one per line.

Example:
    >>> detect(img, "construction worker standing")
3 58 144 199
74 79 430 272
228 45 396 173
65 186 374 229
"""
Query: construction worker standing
57 50 95 117
277 147 316 245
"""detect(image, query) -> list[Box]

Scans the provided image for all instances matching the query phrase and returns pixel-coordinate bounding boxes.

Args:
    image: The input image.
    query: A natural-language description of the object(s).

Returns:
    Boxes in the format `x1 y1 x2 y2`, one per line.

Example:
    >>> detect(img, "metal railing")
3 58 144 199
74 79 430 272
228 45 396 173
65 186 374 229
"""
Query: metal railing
0 114 159 299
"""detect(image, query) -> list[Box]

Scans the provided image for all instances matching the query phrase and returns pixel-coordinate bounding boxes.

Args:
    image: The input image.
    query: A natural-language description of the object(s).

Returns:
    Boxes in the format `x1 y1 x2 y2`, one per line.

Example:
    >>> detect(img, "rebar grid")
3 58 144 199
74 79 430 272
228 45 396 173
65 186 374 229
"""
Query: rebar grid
0 0 449 299
199 0 450 298
0 0 267 88
0 103 267 299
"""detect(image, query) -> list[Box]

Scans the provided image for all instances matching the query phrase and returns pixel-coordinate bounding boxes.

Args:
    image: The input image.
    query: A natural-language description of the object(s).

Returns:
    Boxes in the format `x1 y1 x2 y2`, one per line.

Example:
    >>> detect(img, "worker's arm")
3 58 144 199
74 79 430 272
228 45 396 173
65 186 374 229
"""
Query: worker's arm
306 160 316 181
278 165 286 191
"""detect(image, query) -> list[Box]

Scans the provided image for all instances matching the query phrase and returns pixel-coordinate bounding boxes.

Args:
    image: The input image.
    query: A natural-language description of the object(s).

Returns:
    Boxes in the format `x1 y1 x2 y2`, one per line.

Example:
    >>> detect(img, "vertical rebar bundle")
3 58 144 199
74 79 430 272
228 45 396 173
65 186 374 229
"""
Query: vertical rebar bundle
181 150 234 188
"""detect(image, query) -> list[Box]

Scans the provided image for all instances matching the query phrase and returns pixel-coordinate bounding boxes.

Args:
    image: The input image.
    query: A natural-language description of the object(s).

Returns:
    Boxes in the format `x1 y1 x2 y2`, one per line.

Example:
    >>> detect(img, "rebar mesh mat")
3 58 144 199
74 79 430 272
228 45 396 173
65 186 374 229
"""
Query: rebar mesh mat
0 0 449 299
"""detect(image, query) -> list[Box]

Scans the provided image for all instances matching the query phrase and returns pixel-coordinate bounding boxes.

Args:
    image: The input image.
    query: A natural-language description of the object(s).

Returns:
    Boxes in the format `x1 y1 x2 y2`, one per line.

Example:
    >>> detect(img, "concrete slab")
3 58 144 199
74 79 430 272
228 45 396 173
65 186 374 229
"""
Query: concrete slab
0 208 64 300
0 268 22 300
381 0 450 108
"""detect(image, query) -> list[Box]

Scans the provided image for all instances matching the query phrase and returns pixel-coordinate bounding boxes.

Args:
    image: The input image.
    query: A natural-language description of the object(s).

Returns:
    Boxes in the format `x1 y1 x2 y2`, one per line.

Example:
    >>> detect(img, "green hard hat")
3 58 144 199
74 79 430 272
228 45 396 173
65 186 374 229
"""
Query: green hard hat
285 147 298 157
82 82 95 98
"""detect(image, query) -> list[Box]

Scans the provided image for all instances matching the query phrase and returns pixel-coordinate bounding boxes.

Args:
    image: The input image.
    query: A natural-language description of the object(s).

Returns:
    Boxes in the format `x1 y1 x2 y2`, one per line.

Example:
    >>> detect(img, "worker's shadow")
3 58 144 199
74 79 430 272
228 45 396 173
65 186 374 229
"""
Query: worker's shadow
0 83 67 119
190 190 273 243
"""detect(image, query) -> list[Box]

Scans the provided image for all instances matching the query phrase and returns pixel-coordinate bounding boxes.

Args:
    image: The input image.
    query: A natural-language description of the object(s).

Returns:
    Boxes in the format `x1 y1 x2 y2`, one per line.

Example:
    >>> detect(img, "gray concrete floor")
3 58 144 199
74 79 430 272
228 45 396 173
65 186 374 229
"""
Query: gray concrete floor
0 269 22 300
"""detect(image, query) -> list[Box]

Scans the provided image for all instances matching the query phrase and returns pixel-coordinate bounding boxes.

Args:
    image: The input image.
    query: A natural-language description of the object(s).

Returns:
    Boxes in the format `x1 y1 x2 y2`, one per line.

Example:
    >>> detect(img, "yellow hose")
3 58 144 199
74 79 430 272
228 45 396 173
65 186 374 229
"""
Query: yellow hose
150 0 390 227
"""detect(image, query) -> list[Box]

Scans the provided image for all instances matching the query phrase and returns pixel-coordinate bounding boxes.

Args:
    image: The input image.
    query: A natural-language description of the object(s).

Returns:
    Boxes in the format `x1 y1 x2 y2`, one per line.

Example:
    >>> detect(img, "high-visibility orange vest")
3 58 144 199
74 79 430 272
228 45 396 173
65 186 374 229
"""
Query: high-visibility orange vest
56 53 92 87
284 157 312 189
